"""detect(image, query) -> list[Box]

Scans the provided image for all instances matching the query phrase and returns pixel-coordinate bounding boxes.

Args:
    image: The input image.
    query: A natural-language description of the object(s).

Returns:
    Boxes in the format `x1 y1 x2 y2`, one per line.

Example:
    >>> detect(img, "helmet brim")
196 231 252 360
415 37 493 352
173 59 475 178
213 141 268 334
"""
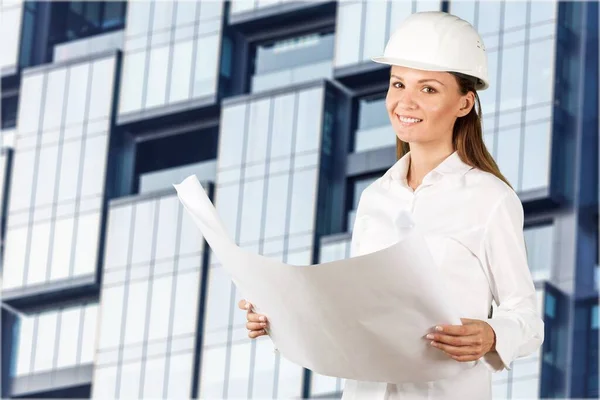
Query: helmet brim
371 56 489 91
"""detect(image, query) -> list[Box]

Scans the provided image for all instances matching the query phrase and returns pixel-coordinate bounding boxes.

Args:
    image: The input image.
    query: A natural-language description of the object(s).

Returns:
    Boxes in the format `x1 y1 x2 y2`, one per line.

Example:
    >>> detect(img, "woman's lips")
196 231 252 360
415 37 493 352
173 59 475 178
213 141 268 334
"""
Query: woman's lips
396 114 423 126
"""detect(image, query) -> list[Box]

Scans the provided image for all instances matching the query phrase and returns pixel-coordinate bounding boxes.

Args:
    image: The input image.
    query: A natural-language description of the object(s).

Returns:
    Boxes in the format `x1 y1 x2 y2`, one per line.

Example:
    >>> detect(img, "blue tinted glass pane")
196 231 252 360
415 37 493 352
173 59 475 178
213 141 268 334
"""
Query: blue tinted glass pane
335 2 362 67
93 365 118 397
362 1 387 62
102 2 125 28
169 39 194 103
145 45 169 108
449 1 476 24
192 35 219 97
530 0 557 23
523 224 553 280
521 121 551 192
592 305 598 329
119 50 146 114
545 293 556 318
526 38 554 107
503 1 527 29
255 32 334 74
358 95 388 130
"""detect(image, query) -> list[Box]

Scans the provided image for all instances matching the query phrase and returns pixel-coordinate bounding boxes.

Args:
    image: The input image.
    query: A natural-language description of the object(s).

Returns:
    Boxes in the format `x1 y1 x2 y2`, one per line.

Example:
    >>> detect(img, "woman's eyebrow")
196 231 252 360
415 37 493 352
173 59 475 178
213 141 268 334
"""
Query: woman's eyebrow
390 74 445 86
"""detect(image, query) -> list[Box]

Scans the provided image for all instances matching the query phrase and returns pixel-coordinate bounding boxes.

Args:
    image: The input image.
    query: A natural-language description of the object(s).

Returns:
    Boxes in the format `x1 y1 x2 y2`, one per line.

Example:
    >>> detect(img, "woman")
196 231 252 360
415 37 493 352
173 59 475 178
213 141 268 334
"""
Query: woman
239 11 544 400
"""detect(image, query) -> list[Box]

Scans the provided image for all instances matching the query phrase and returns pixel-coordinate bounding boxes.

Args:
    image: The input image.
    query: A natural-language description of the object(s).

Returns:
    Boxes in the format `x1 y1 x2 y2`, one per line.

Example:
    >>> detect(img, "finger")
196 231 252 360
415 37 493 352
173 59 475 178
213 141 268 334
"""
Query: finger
430 341 479 356
238 299 251 310
248 329 268 339
247 313 268 323
434 324 479 336
426 333 482 347
246 321 268 331
451 354 480 362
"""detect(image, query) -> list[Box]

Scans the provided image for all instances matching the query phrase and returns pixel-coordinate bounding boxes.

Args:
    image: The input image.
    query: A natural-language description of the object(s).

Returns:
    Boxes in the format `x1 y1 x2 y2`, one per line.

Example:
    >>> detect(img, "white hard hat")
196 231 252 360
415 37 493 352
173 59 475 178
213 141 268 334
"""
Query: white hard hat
372 11 489 90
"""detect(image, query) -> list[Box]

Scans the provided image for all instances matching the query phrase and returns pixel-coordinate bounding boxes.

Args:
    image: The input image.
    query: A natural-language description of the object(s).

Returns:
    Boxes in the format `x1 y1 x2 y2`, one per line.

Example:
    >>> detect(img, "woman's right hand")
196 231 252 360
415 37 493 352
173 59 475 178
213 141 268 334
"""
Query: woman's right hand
238 299 269 339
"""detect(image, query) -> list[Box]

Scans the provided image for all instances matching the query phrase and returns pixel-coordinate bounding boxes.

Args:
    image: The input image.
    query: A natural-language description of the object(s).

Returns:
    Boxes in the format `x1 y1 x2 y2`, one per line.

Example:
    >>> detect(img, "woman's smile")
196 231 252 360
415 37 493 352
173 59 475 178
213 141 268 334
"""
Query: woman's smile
396 114 423 127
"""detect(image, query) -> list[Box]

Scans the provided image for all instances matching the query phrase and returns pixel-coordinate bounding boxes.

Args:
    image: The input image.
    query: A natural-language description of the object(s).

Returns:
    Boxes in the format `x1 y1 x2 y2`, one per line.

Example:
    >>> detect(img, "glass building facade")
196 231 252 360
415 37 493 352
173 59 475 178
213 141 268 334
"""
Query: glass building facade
1 1 597 399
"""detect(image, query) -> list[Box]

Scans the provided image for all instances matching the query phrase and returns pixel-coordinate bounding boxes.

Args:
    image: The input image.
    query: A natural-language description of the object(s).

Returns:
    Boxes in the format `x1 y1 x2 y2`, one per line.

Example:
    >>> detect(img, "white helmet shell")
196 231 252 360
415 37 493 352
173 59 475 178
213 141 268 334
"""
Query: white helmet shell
372 11 489 90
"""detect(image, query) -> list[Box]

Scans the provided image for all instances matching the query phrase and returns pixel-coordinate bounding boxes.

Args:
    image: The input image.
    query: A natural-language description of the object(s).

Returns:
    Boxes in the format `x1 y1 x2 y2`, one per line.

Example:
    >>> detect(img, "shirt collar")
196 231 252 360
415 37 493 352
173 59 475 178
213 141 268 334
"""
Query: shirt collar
382 151 473 187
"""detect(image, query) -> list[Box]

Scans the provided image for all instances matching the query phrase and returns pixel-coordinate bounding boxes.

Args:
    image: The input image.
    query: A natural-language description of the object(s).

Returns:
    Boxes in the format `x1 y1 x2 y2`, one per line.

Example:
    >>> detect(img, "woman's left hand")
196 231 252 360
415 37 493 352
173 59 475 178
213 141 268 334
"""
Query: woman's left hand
425 318 496 362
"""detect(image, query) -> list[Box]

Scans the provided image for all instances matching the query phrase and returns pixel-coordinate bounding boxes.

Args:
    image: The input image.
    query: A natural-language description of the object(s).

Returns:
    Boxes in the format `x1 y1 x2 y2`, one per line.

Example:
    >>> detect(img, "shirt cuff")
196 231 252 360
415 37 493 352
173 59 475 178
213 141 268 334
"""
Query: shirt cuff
480 317 516 372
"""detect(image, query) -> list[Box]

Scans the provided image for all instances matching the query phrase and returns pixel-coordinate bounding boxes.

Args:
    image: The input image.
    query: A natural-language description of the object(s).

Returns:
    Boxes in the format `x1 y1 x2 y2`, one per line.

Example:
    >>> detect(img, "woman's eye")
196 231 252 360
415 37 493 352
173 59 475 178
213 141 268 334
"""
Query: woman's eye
392 82 403 88
422 87 436 93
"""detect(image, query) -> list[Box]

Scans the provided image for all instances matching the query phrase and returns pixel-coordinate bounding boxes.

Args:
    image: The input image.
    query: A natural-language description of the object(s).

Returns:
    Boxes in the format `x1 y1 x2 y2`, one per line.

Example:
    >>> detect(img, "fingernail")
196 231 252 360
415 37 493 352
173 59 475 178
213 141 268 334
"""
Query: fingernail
260 322 266 327
430 341 437 346
426 334 434 340
259 316 266 322
245 302 250 310
435 326 443 332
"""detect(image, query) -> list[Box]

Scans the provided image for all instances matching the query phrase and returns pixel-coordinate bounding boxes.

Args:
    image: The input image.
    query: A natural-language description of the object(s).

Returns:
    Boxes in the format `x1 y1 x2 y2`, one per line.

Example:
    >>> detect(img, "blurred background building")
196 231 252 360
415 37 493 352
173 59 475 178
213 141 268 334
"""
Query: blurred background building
0 0 598 399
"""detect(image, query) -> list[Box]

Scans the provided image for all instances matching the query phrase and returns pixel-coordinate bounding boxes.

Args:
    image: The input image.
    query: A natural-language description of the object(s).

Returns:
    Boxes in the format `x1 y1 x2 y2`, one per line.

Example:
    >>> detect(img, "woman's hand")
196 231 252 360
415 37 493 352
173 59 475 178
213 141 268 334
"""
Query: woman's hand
425 318 496 362
238 299 269 339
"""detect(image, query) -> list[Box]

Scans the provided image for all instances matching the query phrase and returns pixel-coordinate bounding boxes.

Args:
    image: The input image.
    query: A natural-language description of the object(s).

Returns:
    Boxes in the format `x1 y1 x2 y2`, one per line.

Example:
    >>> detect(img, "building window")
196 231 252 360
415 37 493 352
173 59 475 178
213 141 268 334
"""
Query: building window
346 174 379 231
524 223 554 282
14 303 98 377
118 1 223 119
1 94 18 130
588 303 599 397
251 31 335 93
334 0 440 68
49 1 126 47
541 287 566 398
450 0 558 194
352 93 393 153
134 128 218 195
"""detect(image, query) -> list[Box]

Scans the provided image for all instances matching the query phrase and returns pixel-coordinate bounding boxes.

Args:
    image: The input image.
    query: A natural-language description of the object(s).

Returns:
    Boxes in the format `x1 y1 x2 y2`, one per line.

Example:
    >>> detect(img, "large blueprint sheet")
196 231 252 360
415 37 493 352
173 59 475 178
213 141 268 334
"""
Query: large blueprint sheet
174 175 473 383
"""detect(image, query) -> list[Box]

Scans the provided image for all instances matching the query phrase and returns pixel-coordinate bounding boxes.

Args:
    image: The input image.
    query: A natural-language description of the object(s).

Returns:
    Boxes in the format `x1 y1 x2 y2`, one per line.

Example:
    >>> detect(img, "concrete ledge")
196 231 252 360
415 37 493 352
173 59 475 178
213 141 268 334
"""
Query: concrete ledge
229 1 331 26
11 364 93 397
346 146 396 177
2 274 97 311
116 94 218 127
320 232 352 245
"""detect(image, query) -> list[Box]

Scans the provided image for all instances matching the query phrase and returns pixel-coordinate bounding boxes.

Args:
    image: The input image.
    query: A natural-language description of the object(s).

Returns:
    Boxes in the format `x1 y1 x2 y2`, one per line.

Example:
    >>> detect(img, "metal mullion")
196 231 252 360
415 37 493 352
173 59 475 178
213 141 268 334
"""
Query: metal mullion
247 97 275 398
187 0 203 100
45 65 71 283
50 309 62 373
28 316 39 375
358 0 367 63
137 198 162 396
273 90 300 399
162 1 178 107
491 2 507 161
162 203 184 399
113 204 137 398
67 61 94 279
21 72 49 288
222 99 252 399
517 2 533 192
75 304 86 366
139 1 155 112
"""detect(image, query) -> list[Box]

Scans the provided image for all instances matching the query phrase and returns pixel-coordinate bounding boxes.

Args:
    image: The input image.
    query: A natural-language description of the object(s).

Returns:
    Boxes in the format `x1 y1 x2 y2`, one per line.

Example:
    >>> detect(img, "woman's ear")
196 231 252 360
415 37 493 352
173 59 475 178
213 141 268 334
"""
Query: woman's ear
457 92 475 117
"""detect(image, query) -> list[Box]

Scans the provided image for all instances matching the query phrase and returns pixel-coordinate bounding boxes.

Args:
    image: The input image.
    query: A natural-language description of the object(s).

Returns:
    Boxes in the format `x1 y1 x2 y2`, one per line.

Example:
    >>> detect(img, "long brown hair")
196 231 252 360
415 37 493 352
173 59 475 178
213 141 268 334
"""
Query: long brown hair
395 73 512 189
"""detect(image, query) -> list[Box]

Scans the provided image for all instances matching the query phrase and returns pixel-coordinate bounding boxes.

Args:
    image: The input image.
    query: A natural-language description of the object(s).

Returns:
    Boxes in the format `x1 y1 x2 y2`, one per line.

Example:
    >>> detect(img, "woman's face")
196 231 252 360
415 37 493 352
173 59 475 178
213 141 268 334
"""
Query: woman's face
385 65 473 146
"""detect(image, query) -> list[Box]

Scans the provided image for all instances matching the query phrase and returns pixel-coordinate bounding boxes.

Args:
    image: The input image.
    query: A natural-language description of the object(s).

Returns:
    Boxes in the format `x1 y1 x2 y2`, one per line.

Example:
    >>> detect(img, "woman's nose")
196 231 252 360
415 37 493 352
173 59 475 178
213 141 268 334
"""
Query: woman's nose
393 90 418 111
388 89 417 112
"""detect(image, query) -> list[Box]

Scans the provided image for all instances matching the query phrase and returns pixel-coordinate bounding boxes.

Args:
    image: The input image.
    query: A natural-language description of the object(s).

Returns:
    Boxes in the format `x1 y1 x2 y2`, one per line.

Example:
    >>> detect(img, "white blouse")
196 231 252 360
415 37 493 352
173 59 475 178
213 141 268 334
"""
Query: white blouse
341 151 544 400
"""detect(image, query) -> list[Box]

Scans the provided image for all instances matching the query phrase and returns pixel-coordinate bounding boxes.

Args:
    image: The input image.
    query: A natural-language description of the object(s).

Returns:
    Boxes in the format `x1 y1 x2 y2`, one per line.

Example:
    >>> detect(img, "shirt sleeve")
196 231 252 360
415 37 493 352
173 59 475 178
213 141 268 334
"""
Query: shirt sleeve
479 190 545 372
